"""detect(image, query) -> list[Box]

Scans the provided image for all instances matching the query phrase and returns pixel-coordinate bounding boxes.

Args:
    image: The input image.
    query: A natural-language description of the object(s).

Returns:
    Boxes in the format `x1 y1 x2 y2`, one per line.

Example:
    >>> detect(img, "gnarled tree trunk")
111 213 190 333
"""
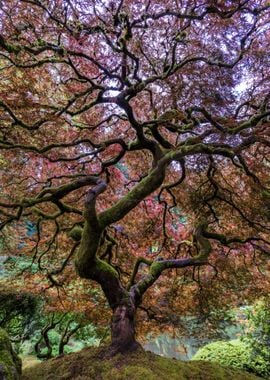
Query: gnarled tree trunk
74 174 209 357
111 300 141 354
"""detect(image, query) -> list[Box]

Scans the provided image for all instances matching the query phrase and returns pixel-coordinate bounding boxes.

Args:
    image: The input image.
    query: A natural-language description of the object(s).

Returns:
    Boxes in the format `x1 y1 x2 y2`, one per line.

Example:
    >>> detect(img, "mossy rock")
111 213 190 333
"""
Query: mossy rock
0 328 22 380
21 345 261 380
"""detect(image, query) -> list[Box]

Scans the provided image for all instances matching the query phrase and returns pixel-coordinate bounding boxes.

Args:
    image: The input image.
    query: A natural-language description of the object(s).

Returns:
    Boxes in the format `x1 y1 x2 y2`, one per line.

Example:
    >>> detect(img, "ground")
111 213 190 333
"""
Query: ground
21 346 262 380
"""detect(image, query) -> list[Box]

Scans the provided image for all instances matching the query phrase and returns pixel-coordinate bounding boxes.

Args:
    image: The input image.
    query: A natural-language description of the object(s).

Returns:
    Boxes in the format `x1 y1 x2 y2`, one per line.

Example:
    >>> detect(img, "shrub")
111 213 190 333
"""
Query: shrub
192 339 252 371
192 338 269 378
0 285 39 341
243 299 270 378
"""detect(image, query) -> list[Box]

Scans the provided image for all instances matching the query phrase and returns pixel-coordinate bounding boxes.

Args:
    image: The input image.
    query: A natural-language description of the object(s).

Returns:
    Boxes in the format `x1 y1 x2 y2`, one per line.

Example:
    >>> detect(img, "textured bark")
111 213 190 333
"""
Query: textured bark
110 300 141 354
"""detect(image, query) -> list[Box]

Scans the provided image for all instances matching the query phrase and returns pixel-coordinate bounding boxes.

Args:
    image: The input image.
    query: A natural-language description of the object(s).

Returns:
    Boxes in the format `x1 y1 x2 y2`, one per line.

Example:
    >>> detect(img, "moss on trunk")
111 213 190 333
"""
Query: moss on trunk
0 328 21 380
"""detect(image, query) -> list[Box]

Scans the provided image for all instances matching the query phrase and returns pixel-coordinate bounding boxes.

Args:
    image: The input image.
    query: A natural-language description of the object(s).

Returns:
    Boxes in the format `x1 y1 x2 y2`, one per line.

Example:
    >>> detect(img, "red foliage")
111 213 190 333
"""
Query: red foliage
0 0 269 338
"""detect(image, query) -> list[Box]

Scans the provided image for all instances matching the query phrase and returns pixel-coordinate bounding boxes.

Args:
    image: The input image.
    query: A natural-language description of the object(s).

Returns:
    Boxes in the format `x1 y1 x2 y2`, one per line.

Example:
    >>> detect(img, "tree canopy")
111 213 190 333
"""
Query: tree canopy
0 0 269 354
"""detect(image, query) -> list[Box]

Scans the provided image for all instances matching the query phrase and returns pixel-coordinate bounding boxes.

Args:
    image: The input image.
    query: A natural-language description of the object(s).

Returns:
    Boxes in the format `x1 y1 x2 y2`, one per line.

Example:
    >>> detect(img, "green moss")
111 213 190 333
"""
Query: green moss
0 328 22 380
150 261 164 276
262 190 270 198
113 365 157 380
75 221 102 277
0 328 11 348
21 345 261 380
1 40 21 54
68 226 82 241
99 165 165 228
94 259 119 278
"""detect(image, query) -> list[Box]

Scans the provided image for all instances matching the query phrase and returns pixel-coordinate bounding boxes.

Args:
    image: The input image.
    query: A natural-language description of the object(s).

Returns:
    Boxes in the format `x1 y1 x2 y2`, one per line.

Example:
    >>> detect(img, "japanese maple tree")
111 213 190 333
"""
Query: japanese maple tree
0 0 269 355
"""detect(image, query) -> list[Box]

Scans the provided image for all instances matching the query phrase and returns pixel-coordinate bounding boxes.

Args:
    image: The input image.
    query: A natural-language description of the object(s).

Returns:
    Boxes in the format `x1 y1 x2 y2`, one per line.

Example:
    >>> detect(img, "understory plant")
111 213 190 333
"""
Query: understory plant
192 299 270 378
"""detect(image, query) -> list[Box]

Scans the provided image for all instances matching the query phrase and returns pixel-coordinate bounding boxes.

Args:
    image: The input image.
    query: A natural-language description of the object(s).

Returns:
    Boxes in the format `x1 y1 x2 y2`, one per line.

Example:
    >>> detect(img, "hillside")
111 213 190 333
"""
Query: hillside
22 347 261 380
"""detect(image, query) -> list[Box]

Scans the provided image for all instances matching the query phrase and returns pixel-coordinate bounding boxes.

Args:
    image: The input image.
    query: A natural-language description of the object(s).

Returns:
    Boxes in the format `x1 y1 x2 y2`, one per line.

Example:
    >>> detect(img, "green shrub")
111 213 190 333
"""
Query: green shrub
192 339 252 371
192 338 269 378
243 299 270 378
0 285 39 342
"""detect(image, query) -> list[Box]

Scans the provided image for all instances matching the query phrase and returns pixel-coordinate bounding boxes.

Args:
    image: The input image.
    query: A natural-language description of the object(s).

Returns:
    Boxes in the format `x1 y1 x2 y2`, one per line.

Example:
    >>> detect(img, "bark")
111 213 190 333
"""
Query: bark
110 297 141 355
75 173 211 356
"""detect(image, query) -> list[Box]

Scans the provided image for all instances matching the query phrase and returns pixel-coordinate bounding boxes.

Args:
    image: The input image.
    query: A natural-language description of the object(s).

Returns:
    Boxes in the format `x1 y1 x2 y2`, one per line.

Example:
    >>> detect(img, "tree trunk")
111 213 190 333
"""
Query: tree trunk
110 301 141 354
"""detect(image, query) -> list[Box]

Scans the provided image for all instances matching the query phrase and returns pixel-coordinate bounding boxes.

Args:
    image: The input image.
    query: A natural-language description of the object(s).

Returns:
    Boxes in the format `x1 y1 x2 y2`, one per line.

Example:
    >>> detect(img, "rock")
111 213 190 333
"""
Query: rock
0 328 22 380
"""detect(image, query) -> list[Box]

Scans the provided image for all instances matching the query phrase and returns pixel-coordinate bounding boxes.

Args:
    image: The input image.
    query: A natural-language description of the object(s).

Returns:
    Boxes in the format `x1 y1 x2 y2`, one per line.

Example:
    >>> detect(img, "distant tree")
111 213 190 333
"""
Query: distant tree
0 0 269 355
